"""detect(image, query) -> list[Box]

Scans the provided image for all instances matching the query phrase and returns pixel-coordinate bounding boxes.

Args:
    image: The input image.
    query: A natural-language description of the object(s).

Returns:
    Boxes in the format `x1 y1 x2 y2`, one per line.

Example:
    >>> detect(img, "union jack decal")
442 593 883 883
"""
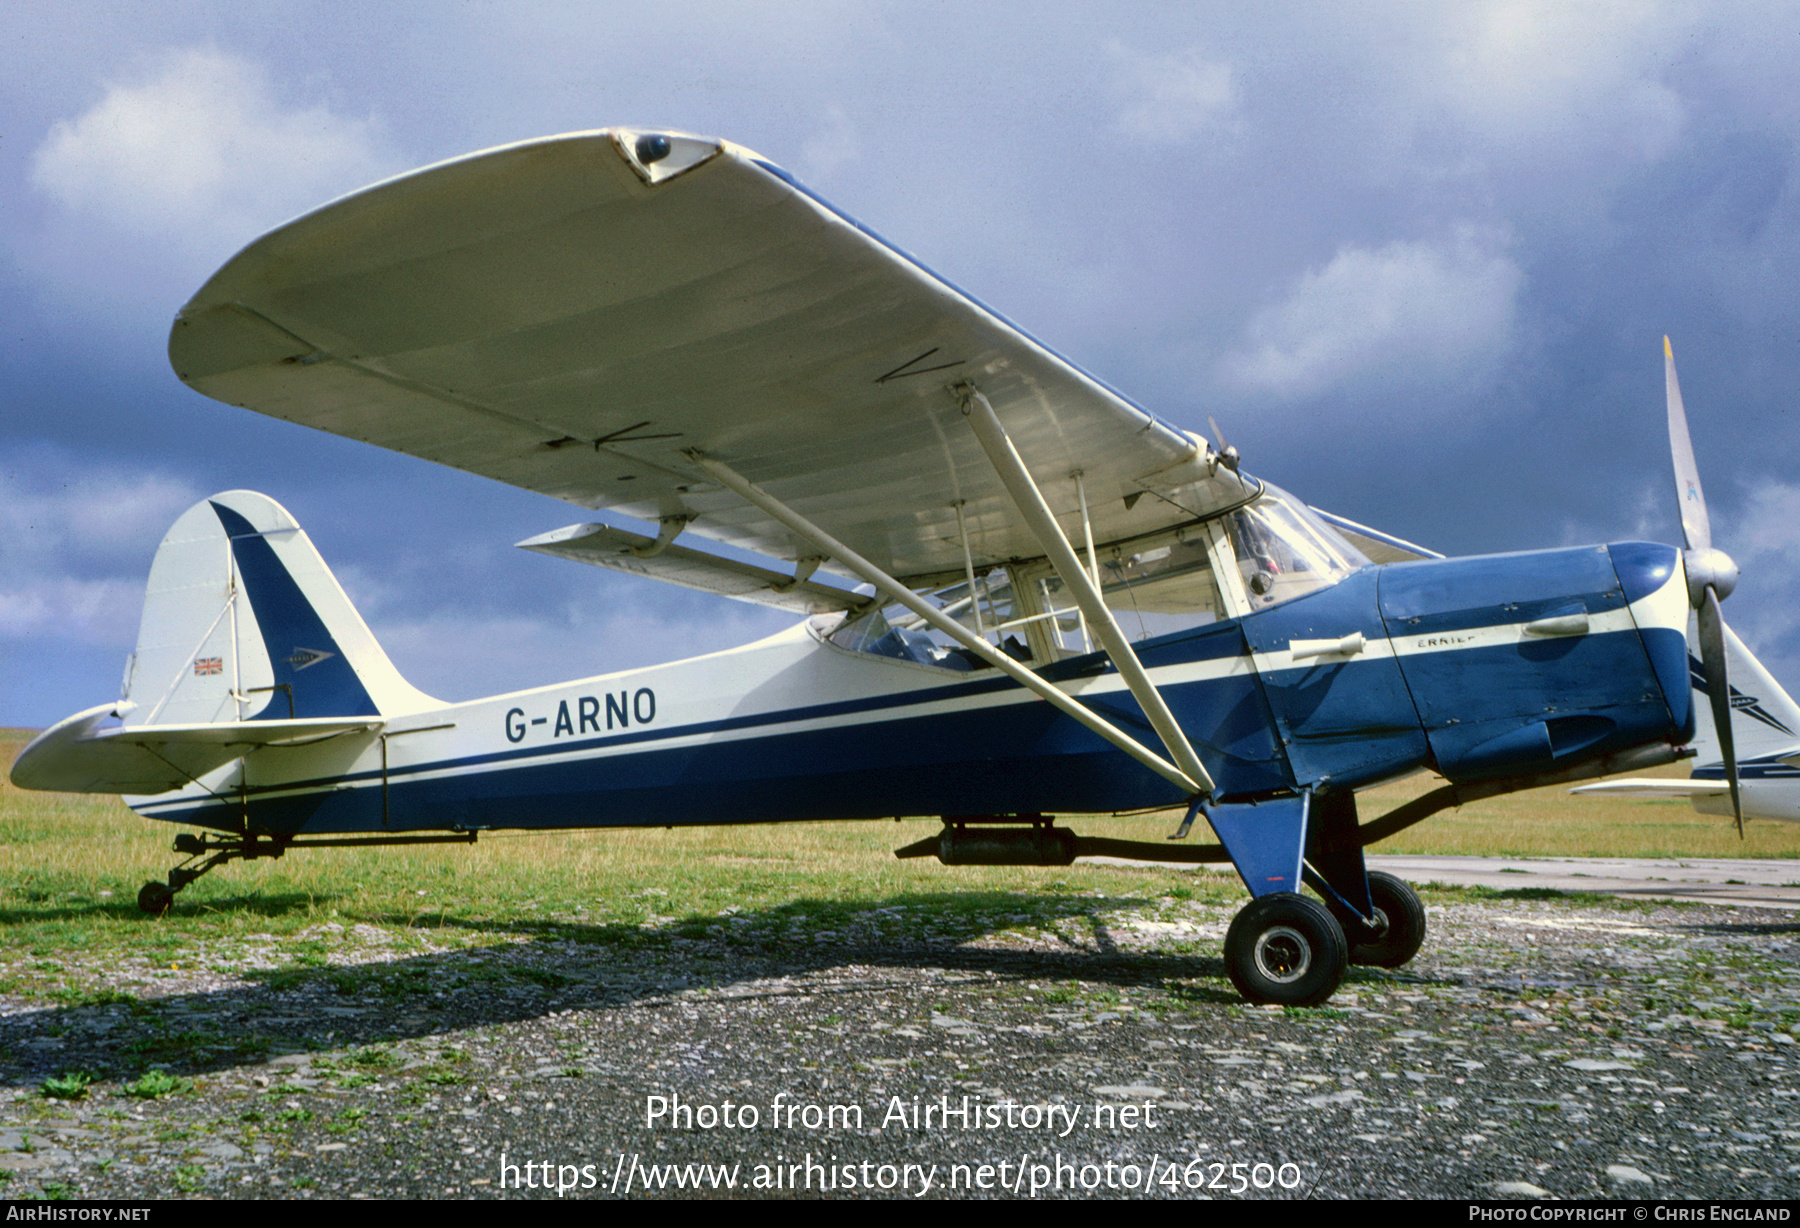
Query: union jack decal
193 657 223 676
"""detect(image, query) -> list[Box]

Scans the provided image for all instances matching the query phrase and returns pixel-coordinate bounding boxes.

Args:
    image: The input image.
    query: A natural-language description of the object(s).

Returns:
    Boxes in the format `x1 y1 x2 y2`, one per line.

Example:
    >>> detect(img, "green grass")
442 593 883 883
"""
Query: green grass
123 1069 191 1099
0 730 1235 969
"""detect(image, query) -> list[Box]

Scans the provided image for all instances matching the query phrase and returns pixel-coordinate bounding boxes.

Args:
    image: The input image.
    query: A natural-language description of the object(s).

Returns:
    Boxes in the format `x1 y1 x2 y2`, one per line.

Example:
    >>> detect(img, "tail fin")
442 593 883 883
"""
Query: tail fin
12 492 435 794
121 490 436 726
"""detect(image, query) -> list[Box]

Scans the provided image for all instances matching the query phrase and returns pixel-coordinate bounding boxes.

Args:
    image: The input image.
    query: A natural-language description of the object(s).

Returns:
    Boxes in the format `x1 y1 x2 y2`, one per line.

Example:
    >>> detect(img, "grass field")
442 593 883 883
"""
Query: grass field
3 727 1796 992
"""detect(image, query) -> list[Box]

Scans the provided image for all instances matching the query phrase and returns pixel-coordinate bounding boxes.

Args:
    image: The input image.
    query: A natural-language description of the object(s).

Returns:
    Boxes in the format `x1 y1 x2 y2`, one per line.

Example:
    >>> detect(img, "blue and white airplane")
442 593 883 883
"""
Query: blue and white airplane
9 130 1739 1005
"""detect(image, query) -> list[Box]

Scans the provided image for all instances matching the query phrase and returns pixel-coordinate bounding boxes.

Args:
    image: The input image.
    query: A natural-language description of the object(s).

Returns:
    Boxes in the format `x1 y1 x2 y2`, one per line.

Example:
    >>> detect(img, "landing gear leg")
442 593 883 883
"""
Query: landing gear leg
1205 791 1350 1004
1302 790 1429 968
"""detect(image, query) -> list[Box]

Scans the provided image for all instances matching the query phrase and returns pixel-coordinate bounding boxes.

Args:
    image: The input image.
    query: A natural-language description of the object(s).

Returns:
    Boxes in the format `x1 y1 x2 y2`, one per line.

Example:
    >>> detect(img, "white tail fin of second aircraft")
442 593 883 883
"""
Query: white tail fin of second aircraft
1687 621 1800 771
1572 619 1800 822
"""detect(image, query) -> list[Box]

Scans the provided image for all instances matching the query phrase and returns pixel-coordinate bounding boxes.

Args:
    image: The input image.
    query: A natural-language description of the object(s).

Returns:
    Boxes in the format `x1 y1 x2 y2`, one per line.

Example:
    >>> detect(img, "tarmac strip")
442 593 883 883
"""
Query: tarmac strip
1366 854 1800 910
1085 854 1800 909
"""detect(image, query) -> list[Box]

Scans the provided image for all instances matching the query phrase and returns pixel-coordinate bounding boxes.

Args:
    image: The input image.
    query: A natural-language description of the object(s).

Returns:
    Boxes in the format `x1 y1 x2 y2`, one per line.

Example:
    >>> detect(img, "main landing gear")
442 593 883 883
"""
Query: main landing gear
1202 789 1428 1005
1224 893 1347 1007
1339 870 1426 969
894 801 1428 1007
1222 873 1425 1006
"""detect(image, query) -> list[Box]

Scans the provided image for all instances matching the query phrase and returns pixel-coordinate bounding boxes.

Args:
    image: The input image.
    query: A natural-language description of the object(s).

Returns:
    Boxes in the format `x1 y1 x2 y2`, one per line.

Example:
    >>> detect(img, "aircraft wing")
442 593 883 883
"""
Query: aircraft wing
170 129 1250 585
1309 508 1441 564
9 703 381 794
515 521 865 615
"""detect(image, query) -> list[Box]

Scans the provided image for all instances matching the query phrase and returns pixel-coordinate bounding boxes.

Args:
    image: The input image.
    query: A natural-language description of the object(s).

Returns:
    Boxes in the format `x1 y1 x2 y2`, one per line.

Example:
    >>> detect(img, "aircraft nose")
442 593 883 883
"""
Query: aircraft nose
1610 541 1694 742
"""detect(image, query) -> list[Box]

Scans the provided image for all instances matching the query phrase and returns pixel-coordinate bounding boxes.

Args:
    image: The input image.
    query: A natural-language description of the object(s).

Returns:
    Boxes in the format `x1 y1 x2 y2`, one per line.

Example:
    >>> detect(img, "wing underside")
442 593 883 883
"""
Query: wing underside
516 521 865 614
170 129 1250 585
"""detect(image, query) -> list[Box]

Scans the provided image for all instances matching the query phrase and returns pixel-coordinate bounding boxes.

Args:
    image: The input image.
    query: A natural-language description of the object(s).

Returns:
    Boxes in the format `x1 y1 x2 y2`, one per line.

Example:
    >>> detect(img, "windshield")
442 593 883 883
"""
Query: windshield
1225 490 1368 609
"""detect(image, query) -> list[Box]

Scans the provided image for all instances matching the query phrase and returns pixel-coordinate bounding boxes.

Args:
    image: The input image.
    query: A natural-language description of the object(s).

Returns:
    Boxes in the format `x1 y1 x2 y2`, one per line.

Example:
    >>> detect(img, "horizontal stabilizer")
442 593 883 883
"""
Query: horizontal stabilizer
518 522 866 615
10 703 381 795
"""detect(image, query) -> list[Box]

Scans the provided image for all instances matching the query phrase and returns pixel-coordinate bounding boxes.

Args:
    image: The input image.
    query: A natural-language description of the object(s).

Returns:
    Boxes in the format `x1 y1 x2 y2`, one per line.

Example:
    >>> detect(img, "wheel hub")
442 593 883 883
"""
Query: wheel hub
1253 925 1312 983
1363 906 1390 941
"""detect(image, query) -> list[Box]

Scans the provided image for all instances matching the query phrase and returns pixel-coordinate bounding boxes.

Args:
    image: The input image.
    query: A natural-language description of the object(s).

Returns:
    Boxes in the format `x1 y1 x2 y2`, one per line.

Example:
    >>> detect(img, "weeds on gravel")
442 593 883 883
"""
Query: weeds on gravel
125 1069 190 1099
39 1071 91 1099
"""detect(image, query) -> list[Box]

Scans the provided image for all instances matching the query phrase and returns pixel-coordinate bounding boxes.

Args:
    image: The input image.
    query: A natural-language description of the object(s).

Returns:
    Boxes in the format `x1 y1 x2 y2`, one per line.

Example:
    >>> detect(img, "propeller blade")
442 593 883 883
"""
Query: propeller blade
1696 587 1744 837
1206 414 1246 492
1666 336 1712 554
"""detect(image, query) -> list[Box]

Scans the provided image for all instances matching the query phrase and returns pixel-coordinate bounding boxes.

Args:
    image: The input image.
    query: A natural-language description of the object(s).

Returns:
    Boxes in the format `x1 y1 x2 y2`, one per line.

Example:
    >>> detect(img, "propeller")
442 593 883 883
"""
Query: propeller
1665 336 1744 835
1207 414 1246 492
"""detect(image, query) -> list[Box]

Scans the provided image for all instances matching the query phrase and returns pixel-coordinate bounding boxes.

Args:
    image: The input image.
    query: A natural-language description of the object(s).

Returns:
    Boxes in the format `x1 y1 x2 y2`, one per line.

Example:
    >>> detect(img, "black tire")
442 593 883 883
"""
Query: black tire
138 881 174 916
1224 893 1347 1006
1347 871 1425 968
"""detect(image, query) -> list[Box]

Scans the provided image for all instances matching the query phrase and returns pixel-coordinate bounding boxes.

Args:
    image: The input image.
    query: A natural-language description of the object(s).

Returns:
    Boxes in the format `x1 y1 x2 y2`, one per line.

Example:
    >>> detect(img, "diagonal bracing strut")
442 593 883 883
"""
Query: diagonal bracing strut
685 450 1209 796
956 385 1215 795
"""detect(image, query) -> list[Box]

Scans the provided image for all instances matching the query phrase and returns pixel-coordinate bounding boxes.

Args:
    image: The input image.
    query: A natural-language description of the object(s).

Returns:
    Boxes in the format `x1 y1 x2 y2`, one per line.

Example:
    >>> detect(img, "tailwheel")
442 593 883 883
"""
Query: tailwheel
137 881 175 916
1344 871 1425 968
1224 892 1347 1006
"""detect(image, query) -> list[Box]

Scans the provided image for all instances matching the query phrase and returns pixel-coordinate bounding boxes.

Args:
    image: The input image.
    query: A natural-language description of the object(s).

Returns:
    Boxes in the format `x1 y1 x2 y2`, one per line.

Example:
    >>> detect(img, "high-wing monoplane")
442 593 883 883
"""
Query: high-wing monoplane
11 130 1742 1005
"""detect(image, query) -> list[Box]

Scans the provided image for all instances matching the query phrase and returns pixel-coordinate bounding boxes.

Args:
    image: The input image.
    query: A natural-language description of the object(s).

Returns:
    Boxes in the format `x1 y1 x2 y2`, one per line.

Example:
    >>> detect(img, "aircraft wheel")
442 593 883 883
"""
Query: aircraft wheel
137 881 174 916
1224 893 1347 1006
1347 871 1425 968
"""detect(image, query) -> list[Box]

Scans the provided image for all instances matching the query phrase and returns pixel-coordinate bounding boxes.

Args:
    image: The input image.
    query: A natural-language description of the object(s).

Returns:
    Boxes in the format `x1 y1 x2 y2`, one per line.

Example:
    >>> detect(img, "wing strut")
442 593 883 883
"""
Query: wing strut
685 450 1209 797
957 386 1216 796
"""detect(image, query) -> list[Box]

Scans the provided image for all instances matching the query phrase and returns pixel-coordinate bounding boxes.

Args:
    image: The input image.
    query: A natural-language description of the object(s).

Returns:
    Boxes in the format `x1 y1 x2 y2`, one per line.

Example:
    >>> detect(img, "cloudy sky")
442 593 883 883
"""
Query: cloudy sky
5 2 1799 727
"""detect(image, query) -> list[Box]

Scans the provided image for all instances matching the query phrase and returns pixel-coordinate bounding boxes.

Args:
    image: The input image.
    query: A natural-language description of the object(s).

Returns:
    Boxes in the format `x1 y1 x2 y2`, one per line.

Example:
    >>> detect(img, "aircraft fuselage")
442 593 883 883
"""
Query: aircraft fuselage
127 541 1693 838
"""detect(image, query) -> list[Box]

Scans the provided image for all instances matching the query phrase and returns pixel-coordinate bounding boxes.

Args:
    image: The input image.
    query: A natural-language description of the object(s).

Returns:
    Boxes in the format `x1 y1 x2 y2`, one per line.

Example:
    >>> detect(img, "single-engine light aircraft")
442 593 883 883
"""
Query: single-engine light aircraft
11 130 1747 1005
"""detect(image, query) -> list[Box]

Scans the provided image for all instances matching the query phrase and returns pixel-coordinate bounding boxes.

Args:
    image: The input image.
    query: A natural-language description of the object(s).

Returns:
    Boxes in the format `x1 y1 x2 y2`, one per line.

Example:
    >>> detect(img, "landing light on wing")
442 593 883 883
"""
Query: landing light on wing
614 129 721 184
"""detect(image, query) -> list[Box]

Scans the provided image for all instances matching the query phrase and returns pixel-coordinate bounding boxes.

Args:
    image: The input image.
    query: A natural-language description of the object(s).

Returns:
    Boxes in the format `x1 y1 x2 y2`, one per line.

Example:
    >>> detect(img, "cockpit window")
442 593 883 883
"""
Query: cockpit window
1034 528 1225 647
1226 491 1368 609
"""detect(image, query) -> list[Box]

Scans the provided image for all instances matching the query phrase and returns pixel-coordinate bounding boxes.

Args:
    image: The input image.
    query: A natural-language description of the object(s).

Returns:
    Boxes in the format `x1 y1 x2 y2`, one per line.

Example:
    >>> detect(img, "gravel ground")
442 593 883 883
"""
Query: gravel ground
2 888 1797 1200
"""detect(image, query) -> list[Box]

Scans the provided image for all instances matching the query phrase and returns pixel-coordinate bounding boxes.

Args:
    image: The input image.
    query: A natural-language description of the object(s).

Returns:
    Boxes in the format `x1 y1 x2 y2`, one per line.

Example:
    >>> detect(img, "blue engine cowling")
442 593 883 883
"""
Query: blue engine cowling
1375 542 1692 784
